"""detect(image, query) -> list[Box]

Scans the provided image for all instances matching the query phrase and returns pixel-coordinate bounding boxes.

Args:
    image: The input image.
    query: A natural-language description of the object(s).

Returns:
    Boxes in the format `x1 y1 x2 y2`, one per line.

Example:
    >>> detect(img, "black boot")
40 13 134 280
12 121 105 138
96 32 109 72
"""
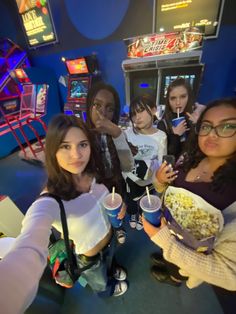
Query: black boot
151 266 181 287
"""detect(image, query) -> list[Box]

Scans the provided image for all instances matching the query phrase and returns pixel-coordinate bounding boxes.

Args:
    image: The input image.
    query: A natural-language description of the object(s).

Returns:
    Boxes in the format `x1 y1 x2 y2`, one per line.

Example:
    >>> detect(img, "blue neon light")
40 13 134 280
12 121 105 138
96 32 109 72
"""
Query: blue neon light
139 83 149 88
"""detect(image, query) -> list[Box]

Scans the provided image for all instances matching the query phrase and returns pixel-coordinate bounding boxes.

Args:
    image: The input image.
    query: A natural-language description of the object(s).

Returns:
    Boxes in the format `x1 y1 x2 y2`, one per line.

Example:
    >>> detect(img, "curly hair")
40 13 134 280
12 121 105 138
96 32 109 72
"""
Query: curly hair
45 114 101 200
86 81 121 127
183 98 236 191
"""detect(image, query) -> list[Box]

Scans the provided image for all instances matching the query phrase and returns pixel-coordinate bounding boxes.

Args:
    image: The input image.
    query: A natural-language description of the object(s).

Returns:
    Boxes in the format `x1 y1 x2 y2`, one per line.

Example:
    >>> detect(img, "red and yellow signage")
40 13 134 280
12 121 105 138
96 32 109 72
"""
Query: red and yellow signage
125 28 203 58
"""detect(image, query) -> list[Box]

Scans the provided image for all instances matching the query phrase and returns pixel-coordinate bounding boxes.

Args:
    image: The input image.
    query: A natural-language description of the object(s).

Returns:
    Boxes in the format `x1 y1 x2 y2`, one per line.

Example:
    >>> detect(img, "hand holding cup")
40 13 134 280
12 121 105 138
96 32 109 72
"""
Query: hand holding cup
103 187 123 228
172 117 188 137
142 216 167 238
140 187 162 227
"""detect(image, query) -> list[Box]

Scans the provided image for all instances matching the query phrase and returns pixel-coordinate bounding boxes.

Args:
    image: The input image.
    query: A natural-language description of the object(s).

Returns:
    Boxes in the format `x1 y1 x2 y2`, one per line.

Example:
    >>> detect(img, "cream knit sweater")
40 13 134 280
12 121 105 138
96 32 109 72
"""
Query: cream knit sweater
151 202 236 290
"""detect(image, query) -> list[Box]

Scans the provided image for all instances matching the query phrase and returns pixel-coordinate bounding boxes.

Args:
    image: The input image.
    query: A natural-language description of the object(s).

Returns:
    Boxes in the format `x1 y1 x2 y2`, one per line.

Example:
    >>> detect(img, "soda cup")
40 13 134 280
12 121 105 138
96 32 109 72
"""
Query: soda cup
140 195 162 227
103 193 122 228
172 116 186 142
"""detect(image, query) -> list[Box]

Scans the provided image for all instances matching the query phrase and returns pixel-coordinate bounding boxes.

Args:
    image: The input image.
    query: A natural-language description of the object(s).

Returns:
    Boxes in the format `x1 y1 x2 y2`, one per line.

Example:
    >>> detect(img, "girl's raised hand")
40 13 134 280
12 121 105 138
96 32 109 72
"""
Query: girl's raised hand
94 110 121 138
156 161 178 185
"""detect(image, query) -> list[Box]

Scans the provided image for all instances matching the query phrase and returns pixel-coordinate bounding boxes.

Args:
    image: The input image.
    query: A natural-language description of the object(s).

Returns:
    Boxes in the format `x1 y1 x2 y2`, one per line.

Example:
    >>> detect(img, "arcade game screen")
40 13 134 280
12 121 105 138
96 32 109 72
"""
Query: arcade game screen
68 78 90 103
0 98 21 126
12 68 30 84
129 70 159 101
159 64 204 104
66 58 89 75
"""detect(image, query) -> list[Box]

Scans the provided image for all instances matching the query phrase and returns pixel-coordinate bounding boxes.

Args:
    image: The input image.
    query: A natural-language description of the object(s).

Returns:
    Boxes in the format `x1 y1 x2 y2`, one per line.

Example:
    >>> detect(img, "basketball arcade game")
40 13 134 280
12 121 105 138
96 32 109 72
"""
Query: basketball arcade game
63 55 101 120
0 39 48 163
122 29 204 118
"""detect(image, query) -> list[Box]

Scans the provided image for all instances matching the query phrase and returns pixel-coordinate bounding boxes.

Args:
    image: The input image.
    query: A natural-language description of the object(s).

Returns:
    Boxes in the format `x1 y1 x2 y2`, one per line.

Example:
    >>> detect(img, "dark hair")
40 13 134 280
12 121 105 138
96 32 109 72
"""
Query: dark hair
45 114 99 200
86 81 121 127
183 98 236 190
129 94 156 133
163 77 194 132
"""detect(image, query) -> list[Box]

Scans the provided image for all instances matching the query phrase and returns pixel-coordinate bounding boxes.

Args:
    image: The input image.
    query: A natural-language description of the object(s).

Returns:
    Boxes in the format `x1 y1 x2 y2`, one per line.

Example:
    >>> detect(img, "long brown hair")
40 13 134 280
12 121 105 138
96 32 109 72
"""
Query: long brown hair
163 77 194 132
45 114 100 200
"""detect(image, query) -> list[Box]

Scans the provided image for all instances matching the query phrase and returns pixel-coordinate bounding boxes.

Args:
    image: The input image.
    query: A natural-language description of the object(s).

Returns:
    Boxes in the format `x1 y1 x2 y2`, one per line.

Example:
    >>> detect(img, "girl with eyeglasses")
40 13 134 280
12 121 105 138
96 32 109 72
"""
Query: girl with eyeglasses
143 98 236 309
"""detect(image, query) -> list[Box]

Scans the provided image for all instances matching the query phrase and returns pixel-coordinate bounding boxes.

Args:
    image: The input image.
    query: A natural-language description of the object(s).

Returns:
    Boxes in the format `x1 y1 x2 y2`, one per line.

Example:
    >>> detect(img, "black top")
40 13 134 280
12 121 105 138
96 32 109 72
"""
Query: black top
157 113 192 159
174 168 236 210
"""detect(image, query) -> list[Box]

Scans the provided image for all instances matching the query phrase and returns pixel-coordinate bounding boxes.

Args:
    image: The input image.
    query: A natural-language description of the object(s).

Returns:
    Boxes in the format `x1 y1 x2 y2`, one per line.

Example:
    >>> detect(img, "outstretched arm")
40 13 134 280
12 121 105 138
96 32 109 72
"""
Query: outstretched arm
0 200 55 313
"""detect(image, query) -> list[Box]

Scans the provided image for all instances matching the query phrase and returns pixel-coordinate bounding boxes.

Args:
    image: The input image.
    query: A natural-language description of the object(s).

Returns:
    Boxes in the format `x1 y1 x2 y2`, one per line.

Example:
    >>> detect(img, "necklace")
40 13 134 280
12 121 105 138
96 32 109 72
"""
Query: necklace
194 170 209 182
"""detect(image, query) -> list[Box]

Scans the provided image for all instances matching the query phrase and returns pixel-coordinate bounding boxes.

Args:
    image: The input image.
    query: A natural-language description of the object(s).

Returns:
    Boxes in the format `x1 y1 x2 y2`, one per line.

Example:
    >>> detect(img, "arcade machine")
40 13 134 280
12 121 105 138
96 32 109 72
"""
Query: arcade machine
0 38 30 127
122 29 204 119
0 38 48 163
63 54 101 121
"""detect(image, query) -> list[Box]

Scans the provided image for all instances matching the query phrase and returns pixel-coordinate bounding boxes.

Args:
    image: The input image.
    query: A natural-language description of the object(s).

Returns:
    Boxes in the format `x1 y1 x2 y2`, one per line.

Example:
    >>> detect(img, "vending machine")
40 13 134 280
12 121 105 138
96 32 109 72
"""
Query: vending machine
122 30 205 116
63 54 101 120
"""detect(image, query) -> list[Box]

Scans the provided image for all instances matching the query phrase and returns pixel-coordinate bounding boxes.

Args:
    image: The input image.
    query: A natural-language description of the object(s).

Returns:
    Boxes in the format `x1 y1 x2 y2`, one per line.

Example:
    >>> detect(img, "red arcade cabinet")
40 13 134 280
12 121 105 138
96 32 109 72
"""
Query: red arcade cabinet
0 38 48 163
63 55 101 120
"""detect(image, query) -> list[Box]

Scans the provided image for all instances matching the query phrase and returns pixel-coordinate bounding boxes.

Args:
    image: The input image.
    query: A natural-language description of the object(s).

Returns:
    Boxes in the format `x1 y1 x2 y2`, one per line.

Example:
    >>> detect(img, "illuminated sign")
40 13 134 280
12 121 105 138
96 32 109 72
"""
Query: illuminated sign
16 0 58 48
125 30 203 58
65 58 89 75
153 0 225 39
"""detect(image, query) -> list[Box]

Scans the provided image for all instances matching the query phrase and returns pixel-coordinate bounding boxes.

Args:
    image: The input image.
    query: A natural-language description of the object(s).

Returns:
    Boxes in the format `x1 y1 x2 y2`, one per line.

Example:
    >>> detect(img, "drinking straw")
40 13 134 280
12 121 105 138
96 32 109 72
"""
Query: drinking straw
112 186 115 203
146 186 151 205
177 107 180 119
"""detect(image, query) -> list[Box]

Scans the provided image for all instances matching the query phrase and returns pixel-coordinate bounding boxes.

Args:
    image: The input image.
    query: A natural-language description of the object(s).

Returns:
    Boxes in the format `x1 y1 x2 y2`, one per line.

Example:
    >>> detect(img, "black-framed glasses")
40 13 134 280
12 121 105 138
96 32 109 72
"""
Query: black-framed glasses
196 123 236 138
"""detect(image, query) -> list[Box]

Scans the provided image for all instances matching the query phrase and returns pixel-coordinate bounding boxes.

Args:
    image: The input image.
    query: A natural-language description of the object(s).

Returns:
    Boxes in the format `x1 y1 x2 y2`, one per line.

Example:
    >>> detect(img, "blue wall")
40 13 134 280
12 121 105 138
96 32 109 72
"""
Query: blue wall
0 0 236 157
1 0 235 107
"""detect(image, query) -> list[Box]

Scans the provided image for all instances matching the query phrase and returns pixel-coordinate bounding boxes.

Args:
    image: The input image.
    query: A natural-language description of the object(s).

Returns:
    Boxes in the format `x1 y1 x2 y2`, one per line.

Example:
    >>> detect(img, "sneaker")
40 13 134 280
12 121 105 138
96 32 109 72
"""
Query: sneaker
113 267 127 281
113 280 128 297
129 214 137 228
136 215 143 231
116 229 126 244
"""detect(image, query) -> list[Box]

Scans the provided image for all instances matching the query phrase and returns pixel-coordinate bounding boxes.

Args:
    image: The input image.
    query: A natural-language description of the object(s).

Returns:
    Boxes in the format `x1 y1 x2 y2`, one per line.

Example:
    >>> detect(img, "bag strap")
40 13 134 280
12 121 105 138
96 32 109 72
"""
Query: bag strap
39 192 78 282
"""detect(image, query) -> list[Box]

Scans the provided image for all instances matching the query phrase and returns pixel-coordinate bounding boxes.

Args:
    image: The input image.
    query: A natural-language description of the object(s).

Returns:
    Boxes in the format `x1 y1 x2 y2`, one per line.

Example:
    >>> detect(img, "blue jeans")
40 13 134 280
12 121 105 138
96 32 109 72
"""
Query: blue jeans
76 233 117 297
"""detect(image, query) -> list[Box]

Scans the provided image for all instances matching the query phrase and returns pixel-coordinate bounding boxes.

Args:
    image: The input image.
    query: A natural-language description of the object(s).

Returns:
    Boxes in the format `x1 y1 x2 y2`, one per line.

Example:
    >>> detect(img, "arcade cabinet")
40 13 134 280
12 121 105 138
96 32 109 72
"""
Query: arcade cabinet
122 31 204 118
63 54 101 120
0 38 51 163
0 38 30 128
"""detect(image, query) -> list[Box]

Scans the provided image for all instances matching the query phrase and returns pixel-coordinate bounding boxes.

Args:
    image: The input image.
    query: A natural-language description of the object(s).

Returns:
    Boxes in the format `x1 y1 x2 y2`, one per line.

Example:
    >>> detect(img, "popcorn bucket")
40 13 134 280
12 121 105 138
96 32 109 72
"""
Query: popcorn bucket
163 186 224 254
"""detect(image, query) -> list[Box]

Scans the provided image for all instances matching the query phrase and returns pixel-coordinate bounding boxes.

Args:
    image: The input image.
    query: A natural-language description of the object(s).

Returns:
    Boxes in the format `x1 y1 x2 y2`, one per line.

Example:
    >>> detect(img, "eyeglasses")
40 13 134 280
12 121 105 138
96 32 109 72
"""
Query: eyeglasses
196 123 236 138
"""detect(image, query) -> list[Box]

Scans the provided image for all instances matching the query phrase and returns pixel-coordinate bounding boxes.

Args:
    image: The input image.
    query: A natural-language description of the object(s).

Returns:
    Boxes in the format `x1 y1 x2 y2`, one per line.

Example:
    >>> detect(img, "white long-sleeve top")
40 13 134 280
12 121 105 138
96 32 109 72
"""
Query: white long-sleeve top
112 130 134 172
123 127 167 186
0 179 110 313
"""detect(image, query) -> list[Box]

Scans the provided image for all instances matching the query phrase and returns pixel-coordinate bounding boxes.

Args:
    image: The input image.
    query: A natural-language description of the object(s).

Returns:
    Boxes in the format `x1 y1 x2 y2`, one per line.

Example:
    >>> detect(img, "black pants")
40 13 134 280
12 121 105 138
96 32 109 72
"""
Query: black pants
212 286 236 314
165 259 236 314
164 260 187 281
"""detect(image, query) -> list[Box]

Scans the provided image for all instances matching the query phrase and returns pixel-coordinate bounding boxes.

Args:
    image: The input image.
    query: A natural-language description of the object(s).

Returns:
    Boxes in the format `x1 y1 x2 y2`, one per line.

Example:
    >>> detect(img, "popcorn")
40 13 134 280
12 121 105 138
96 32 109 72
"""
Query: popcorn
163 186 224 253
165 193 219 240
